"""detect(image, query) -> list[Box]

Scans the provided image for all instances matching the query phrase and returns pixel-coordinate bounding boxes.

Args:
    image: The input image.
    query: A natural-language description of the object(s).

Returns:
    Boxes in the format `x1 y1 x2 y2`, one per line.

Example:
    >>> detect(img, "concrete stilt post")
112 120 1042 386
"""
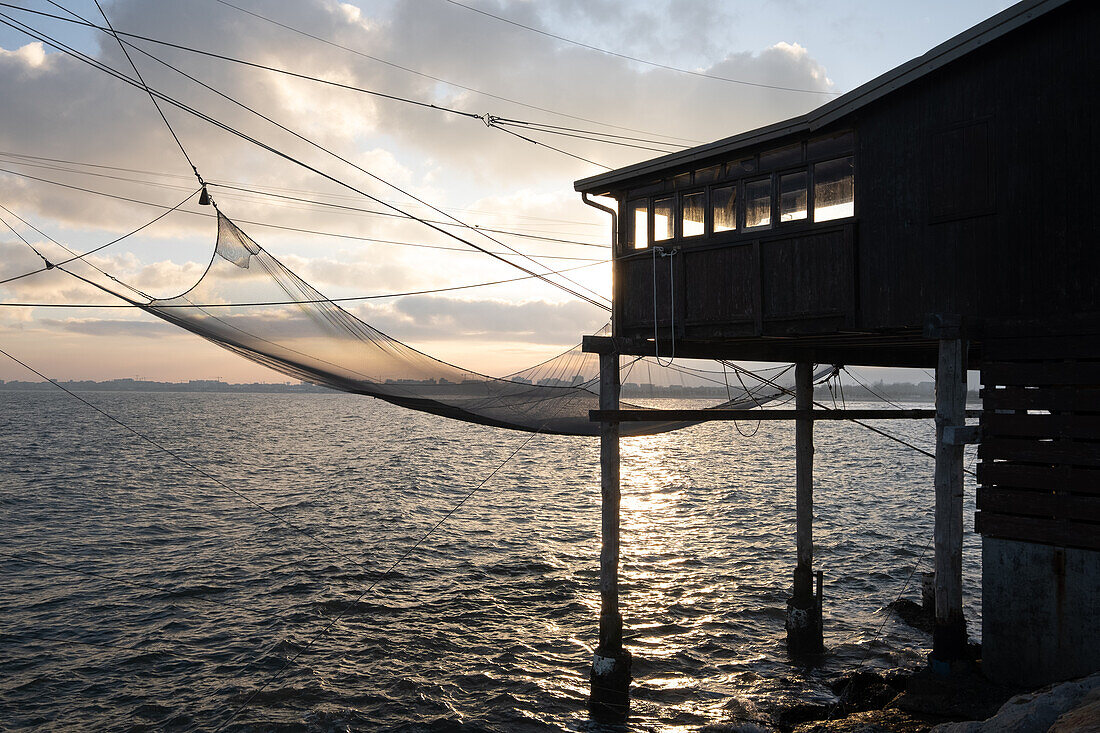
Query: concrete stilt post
932 333 968 664
590 349 631 718
787 362 824 655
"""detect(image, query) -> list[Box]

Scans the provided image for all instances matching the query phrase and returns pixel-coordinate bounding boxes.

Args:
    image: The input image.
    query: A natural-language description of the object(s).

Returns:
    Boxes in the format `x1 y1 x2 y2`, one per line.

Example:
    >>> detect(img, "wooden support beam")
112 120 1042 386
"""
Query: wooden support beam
590 350 631 718
597 351 622 654
933 336 968 663
589 408 981 422
943 424 981 446
787 362 824 655
796 363 814 598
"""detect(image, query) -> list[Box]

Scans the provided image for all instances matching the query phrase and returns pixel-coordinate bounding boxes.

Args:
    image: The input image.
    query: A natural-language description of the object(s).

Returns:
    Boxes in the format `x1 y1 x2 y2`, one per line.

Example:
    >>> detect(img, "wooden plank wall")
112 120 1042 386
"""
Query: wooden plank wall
855 1 1098 330
614 223 854 342
976 336 1100 551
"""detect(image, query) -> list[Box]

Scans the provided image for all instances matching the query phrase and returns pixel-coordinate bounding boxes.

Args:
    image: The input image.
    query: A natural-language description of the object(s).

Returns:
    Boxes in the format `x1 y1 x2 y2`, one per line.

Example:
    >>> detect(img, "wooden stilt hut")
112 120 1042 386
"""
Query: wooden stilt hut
576 0 1100 711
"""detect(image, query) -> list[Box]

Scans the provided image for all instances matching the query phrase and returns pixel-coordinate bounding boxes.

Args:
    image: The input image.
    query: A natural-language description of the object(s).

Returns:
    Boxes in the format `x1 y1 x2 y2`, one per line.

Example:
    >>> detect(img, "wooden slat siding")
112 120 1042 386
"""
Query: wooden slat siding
981 386 1100 412
976 463 1100 496
979 438 1100 467
982 361 1100 386
682 245 755 325
977 487 1100 523
977 333 1100 549
983 337 1100 362
619 257 653 327
974 513 1100 552
981 414 1100 441
760 228 853 326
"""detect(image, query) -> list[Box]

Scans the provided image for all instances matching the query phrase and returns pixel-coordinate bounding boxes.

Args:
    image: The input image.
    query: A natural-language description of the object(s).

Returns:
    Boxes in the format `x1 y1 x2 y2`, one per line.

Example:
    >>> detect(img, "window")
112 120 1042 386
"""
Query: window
813 157 854 221
695 165 720 184
654 197 675 241
629 200 648 248
745 178 771 229
807 130 854 159
780 171 808 222
760 143 802 169
725 158 755 178
681 191 705 237
712 184 737 232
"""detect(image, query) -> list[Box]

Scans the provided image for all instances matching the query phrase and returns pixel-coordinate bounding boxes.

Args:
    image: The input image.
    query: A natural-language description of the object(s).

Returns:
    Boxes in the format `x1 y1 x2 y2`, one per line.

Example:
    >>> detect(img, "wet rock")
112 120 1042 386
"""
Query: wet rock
887 599 934 634
828 671 905 714
893 667 1015 721
790 708 933 733
929 671 1100 733
772 701 832 729
1048 686 1100 733
699 723 777 733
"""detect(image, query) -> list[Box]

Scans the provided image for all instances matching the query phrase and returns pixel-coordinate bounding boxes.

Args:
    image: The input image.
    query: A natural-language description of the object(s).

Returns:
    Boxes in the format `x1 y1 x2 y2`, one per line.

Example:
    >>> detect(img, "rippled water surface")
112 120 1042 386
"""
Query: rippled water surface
0 390 980 731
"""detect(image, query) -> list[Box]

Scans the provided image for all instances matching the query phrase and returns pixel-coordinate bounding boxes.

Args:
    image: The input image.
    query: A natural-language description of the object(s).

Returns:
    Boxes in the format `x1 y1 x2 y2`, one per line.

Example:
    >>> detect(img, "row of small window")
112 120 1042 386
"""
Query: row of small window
628 156 855 248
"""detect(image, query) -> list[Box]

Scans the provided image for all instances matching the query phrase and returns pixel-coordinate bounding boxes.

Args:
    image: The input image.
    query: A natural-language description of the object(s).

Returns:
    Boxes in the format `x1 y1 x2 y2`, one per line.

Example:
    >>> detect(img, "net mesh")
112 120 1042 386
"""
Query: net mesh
117 212 819 436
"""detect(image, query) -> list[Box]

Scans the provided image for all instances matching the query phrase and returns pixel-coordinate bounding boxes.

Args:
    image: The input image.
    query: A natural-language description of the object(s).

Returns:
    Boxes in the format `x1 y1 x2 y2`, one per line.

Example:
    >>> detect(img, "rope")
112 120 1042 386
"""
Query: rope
0 10 610 310
2 4 692 159
485 118 610 169
490 118 682 154
83 0 208 199
0 165 604 259
209 423 554 731
821 530 935 722
0 190 198 287
0 202 154 300
0 212 53 270
23 9 611 308
87 15 610 307
652 246 677 366
0 261 606 309
491 117 687 150
0 346 379 576
441 0 841 96
204 0 702 144
838 368 977 478
0 152 609 246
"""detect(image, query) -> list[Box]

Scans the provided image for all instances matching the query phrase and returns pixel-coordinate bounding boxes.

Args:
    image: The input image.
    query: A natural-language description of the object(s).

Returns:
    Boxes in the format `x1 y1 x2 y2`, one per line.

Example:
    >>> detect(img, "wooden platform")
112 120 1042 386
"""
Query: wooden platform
976 334 1100 551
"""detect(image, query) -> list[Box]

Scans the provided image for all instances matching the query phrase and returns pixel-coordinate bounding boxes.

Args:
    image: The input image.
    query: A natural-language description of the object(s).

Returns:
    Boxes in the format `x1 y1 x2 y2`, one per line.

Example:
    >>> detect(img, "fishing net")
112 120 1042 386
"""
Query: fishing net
80 212 827 436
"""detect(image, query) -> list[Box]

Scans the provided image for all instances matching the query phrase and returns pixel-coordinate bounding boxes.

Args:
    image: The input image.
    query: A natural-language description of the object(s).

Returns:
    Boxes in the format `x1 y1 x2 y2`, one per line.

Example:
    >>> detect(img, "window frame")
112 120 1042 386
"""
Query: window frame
615 130 855 254
679 189 707 239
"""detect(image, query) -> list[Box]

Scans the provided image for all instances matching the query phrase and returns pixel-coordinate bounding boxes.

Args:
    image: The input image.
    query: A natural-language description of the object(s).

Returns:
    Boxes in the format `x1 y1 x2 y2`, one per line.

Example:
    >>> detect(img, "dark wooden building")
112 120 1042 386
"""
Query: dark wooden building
578 0 1097 368
576 0 1099 702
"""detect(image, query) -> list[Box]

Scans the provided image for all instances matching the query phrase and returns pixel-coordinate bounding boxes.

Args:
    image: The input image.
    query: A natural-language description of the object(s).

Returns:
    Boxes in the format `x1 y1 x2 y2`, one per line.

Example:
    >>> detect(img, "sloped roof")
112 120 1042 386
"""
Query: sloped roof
575 0 1071 194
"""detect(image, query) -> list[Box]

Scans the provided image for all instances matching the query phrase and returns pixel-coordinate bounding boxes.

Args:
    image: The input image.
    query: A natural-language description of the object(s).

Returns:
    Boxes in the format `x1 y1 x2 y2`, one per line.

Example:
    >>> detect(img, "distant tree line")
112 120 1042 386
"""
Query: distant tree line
0 377 978 400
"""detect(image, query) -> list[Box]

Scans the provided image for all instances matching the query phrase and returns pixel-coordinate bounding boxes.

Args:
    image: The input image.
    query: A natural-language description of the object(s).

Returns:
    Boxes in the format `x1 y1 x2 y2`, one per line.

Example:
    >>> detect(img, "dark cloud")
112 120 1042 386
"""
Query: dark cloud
38 316 178 338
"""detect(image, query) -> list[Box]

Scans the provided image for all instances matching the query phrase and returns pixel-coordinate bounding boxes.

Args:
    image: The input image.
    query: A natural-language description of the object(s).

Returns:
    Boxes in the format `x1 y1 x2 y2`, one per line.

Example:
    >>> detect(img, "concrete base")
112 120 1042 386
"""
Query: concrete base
786 596 824 657
589 648 632 721
931 616 969 663
983 537 1100 687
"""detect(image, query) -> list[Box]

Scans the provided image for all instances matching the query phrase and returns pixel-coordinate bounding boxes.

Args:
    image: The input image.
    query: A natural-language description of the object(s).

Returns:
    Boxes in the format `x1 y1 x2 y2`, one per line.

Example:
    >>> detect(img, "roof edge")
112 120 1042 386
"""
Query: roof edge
575 0 1071 193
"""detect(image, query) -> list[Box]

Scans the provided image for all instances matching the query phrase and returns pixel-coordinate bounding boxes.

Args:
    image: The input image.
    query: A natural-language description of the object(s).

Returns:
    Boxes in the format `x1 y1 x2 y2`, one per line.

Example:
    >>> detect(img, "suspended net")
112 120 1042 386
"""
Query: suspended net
70 212 829 436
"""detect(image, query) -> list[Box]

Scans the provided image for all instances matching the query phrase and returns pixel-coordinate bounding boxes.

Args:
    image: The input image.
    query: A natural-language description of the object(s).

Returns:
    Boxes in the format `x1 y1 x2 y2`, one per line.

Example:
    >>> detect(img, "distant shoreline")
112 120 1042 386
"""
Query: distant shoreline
0 378 333 394
0 377 975 400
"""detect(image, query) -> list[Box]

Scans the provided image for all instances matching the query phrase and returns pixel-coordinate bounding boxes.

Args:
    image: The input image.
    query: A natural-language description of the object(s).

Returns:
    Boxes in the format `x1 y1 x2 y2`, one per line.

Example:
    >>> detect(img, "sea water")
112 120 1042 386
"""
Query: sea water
0 389 980 731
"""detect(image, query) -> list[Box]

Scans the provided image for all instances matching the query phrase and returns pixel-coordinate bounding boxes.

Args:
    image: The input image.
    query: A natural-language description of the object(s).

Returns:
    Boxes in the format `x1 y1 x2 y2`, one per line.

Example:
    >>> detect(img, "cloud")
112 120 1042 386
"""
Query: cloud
0 40 47 67
37 316 178 338
381 295 605 344
0 0 835 379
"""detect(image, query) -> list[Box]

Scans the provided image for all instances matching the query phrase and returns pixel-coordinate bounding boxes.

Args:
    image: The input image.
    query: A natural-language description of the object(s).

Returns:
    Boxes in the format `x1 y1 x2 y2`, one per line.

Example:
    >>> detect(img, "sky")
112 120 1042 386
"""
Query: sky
0 0 1013 383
